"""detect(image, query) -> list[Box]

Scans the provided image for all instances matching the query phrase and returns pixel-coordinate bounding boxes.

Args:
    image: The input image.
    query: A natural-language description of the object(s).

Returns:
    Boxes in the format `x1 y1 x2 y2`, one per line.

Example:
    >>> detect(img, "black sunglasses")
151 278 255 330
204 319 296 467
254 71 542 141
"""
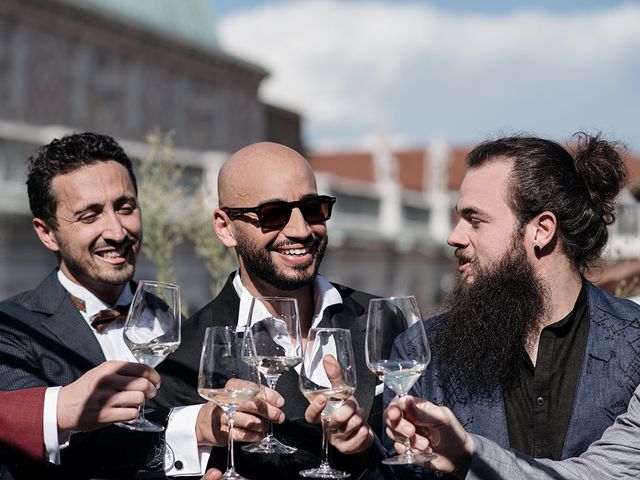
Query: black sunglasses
222 195 336 229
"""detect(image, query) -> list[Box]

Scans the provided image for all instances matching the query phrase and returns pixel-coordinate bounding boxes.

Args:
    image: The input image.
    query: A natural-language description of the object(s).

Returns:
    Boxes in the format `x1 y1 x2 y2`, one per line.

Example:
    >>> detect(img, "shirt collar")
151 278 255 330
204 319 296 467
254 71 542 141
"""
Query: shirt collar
232 270 342 331
57 269 133 319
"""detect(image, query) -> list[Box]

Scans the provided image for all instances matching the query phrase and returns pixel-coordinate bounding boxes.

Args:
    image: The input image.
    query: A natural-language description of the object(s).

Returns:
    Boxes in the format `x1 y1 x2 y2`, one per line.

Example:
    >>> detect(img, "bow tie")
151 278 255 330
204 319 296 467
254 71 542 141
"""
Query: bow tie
90 305 130 333
68 293 130 332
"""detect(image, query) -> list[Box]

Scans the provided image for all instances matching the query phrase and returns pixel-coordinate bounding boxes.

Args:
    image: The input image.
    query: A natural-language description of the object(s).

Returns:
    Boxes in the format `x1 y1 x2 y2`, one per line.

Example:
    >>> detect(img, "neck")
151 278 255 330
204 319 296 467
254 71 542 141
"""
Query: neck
239 274 316 338
526 256 583 363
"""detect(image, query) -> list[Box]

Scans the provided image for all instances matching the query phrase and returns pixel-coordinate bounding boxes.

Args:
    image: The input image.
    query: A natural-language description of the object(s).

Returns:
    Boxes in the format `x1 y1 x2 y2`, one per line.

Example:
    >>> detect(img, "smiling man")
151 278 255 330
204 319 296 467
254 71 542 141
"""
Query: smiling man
157 142 394 480
387 133 640 478
0 132 272 479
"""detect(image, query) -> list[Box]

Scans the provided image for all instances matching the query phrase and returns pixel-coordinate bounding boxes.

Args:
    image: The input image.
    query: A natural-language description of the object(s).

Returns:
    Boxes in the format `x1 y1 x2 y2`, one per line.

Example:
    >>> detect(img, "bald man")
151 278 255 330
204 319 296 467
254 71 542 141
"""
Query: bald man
157 142 394 480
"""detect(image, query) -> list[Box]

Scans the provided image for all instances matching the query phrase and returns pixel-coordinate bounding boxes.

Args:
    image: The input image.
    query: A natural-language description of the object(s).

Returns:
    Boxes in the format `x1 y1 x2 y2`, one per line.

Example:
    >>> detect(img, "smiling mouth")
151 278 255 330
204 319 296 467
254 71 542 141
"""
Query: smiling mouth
280 246 311 256
93 243 133 262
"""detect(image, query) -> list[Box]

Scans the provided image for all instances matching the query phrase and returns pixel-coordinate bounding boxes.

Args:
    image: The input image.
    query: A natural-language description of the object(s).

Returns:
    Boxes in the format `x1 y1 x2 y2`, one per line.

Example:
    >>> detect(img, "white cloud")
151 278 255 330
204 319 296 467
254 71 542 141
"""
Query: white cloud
218 0 640 150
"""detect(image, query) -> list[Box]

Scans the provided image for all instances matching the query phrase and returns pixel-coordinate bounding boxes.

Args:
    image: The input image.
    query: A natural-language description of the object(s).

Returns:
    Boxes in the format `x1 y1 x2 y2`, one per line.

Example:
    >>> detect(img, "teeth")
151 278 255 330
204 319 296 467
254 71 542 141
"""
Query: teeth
282 247 309 256
99 251 122 259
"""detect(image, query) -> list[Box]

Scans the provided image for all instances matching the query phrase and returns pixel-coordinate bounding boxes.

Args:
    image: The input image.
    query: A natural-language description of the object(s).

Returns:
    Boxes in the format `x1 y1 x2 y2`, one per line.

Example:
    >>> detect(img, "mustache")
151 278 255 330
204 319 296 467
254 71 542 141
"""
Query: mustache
92 236 137 252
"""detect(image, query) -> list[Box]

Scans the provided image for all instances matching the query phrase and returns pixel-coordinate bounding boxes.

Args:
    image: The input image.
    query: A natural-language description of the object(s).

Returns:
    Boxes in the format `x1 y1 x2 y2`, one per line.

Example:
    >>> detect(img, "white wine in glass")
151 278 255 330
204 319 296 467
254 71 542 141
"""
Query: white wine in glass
299 328 356 479
242 296 303 455
198 326 260 480
116 280 181 432
366 295 435 465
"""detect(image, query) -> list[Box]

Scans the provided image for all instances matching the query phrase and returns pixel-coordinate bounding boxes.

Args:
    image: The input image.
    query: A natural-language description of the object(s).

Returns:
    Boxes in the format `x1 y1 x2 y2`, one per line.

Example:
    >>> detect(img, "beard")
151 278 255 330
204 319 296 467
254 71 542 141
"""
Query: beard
432 236 548 395
234 231 327 291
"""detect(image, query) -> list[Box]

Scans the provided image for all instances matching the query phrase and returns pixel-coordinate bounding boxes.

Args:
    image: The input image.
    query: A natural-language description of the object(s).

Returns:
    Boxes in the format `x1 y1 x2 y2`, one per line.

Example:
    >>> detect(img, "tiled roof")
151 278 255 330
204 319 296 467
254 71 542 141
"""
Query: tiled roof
310 147 640 192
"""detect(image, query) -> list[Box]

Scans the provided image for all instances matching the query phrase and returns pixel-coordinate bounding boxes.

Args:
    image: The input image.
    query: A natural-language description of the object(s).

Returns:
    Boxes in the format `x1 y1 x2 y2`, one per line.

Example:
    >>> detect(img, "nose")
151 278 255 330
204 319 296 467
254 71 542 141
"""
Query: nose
101 211 127 243
282 207 313 239
447 219 468 249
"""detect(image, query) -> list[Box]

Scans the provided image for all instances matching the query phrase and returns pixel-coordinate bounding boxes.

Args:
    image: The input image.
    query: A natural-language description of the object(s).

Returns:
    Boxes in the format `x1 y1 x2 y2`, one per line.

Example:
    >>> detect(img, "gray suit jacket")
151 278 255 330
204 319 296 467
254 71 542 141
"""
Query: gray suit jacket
467 384 640 479
0 270 168 480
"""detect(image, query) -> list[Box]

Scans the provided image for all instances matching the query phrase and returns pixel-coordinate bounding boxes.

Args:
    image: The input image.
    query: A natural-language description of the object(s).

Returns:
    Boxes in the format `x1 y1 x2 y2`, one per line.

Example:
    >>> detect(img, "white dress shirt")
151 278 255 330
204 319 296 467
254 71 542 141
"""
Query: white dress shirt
44 271 208 476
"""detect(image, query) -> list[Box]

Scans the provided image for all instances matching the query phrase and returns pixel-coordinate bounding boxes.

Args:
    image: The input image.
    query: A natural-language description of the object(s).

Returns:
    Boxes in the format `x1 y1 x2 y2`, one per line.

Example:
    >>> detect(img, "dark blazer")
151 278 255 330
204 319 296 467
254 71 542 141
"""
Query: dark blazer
0 271 168 480
156 274 395 480
391 281 640 479
0 388 45 462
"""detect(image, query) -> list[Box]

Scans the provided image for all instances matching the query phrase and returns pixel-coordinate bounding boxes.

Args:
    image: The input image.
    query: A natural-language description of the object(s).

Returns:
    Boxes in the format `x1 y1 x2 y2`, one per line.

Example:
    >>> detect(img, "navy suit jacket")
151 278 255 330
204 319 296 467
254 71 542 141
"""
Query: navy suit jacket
0 270 168 480
390 281 640 478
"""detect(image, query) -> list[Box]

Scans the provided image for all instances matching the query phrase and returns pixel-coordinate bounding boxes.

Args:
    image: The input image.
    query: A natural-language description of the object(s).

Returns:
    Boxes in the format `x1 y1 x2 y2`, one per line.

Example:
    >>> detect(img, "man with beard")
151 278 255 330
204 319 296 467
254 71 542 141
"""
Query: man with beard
157 142 393 479
386 134 640 478
0 132 273 479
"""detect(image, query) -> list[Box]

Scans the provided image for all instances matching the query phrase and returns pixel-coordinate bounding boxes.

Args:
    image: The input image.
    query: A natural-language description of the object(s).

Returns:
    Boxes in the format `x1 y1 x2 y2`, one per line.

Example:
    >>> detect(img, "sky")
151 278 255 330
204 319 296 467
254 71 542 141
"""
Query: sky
211 0 640 152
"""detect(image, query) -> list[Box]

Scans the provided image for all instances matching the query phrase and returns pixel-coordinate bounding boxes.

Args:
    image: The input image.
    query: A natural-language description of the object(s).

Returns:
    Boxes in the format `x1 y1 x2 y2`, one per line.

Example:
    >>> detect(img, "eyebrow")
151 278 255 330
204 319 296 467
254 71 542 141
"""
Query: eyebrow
254 193 321 206
456 206 488 218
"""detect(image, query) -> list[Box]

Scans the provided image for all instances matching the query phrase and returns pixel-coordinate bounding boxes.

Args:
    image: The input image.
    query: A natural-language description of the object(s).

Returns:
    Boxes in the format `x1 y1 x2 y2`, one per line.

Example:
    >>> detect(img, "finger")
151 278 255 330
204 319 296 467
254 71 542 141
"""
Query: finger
331 425 373 454
258 385 285 408
231 411 267 435
322 354 345 388
332 407 366 438
97 406 141 425
330 399 358 426
305 395 327 423
112 361 162 386
240 396 285 423
102 390 146 408
202 468 223 480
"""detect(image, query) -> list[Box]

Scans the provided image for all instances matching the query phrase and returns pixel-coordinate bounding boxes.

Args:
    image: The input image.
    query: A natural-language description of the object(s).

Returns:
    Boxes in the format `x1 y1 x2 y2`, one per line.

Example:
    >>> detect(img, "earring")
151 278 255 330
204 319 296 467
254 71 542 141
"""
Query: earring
534 244 541 253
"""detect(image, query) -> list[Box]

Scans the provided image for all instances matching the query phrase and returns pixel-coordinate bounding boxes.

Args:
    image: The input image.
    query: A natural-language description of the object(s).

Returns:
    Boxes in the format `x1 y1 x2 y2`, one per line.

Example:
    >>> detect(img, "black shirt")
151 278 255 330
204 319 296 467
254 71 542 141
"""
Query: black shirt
503 281 589 459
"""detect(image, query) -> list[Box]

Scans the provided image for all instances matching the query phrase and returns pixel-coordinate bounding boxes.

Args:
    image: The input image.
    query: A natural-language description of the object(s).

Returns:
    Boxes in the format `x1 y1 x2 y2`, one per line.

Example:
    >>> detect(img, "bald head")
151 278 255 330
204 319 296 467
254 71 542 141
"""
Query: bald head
218 142 317 207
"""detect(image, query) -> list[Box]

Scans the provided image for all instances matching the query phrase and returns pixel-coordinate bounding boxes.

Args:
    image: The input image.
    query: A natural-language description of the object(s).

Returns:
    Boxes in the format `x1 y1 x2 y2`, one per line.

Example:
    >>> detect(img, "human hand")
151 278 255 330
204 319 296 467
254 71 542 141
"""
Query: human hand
201 468 222 480
385 395 474 478
57 360 161 434
196 378 285 447
304 354 373 454
305 395 374 454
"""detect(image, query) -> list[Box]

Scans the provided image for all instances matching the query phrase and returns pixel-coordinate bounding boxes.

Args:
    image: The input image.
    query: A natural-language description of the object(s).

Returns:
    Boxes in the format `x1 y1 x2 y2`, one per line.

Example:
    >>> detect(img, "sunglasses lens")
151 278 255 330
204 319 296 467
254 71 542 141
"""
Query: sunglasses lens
301 198 332 223
259 203 291 228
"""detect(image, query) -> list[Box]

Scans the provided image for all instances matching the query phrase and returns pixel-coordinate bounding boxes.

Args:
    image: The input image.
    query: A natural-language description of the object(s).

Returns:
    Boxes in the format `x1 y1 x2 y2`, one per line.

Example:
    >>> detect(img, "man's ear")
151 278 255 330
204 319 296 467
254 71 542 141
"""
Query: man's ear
527 211 557 254
32 217 61 253
213 209 237 248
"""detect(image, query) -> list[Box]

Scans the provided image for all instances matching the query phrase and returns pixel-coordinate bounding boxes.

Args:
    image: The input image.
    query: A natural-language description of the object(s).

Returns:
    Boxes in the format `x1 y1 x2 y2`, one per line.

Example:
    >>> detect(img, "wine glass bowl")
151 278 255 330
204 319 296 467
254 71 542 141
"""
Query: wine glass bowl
242 296 302 455
199 326 261 480
366 295 435 465
298 328 356 479
116 281 181 432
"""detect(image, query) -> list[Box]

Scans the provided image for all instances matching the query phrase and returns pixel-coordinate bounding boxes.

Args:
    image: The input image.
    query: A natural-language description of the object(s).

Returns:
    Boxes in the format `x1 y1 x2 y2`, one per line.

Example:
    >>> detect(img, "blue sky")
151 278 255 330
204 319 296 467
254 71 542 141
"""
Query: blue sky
211 0 640 151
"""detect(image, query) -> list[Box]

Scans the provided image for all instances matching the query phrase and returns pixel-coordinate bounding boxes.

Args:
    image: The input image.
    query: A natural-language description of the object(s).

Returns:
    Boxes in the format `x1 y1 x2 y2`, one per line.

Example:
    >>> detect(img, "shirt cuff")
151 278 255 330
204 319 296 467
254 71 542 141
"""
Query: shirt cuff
44 386 70 464
164 404 211 476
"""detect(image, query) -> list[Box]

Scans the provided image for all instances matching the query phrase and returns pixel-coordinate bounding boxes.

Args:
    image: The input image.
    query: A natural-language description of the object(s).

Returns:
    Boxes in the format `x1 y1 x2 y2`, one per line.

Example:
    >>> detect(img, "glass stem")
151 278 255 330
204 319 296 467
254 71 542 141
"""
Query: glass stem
137 400 146 422
319 412 332 469
263 374 280 440
226 407 238 474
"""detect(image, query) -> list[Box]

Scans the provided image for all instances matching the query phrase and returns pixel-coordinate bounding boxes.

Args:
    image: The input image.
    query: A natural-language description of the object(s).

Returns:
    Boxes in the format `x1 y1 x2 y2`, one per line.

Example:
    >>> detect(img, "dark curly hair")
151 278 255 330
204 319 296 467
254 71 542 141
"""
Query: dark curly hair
27 132 137 229
466 133 627 271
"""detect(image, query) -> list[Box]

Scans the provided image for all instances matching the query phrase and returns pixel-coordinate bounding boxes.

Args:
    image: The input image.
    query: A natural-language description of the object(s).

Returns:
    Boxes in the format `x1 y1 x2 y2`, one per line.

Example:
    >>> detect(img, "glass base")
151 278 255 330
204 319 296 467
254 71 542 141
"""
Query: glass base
382 451 436 465
241 435 297 454
299 465 350 479
221 469 250 480
115 418 165 432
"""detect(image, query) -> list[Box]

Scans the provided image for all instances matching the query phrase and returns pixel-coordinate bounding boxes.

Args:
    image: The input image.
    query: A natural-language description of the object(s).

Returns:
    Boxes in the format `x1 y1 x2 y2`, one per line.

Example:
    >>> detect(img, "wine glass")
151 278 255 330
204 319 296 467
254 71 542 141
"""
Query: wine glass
116 280 181 432
366 295 434 465
298 328 356 479
241 296 303 454
198 326 261 480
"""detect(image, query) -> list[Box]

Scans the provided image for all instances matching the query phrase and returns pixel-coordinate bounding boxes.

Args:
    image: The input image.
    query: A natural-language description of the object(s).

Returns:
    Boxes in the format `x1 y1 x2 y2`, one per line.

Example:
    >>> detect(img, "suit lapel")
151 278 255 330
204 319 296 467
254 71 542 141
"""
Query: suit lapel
34 272 106 367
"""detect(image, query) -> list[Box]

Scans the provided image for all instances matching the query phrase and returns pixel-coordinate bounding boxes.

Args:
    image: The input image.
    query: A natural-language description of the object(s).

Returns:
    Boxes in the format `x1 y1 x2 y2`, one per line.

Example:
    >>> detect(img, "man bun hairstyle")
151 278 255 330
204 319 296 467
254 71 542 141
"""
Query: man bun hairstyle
27 132 137 229
467 133 627 271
